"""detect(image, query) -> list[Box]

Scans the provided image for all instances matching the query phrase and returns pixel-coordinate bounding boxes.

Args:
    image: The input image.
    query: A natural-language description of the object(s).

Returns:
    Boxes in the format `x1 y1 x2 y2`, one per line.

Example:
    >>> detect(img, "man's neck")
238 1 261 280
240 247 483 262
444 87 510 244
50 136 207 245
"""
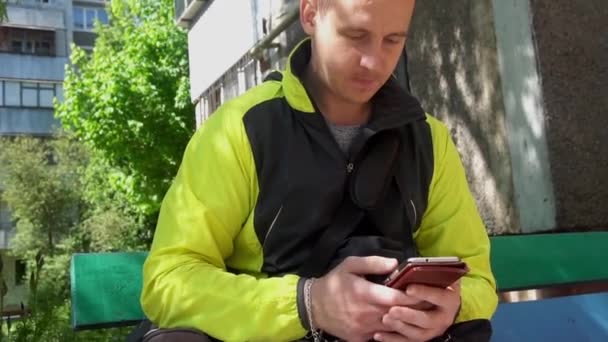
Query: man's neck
302 59 371 126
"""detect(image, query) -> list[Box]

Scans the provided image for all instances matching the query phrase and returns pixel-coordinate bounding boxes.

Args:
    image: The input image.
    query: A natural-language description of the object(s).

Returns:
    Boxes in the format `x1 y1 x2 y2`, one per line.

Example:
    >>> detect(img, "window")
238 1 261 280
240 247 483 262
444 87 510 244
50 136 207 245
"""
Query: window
0 27 55 56
5 82 20 106
98 9 109 25
85 8 96 30
22 83 39 107
8 0 55 4
55 84 64 102
73 7 85 30
39 83 55 107
11 40 23 53
73 7 109 31
0 80 62 108
36 41 52 55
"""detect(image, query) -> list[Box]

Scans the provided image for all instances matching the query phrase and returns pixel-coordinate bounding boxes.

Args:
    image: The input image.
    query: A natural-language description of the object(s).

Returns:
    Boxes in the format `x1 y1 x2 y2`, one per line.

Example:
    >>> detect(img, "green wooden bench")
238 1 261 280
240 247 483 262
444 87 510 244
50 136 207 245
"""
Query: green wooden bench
70 232 608 339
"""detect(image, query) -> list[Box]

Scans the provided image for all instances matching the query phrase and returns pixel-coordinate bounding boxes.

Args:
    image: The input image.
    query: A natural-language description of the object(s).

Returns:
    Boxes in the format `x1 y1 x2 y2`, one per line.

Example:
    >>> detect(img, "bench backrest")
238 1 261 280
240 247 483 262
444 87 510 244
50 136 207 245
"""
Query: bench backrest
70 232 608 330
490 232 608 291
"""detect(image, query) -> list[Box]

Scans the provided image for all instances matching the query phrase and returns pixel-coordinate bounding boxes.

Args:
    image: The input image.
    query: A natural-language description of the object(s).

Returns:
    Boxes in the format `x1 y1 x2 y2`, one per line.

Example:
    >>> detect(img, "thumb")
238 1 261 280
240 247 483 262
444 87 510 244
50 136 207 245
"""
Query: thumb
341 256 398 275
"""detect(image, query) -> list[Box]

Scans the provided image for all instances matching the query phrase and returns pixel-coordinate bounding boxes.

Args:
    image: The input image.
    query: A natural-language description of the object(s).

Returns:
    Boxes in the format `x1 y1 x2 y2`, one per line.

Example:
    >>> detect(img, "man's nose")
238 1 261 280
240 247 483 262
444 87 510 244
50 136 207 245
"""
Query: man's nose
359 42 384 71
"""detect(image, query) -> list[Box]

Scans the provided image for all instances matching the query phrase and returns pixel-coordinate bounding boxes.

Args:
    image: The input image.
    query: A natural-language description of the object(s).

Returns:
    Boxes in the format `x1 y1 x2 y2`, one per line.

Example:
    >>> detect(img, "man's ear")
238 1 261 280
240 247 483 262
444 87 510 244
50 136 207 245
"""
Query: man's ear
300 0 317 35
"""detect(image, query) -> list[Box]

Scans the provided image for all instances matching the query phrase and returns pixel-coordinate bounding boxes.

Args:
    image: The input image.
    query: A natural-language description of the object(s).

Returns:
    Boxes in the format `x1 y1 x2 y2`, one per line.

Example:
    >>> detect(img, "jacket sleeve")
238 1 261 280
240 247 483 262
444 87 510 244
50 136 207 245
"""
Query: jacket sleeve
140 103 307 341
414 116 498 322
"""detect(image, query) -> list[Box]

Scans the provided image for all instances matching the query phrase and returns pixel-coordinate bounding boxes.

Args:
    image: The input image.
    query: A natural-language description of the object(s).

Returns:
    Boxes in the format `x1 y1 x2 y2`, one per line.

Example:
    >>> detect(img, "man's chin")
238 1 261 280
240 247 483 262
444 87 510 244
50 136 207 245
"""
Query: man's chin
344 92 376 105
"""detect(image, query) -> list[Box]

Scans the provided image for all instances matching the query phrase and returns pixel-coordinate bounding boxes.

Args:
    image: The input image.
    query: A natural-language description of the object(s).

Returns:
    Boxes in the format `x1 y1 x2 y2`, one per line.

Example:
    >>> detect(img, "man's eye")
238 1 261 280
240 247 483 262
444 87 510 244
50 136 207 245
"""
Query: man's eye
345 33 365 40
385 37 403 45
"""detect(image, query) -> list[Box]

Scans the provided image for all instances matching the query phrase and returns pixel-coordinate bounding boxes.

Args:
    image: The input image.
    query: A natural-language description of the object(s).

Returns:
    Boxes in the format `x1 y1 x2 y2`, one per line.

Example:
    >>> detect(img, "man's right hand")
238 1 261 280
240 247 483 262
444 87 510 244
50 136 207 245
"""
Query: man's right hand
310 256 421 342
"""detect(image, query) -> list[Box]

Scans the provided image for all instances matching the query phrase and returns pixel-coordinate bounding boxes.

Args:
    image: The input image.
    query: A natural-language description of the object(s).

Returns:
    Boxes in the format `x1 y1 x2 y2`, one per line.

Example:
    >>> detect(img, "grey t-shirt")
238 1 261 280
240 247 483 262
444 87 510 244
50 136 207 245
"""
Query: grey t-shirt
326 121 362 156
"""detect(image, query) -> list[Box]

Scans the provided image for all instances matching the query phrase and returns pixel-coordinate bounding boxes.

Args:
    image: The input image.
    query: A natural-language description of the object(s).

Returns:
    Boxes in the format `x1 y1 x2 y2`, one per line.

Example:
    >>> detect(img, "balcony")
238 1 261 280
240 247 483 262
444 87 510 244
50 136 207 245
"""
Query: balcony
7 0 65 7
5 2 66 30
0 107 60 136
174 0 209 29
0 53 67 81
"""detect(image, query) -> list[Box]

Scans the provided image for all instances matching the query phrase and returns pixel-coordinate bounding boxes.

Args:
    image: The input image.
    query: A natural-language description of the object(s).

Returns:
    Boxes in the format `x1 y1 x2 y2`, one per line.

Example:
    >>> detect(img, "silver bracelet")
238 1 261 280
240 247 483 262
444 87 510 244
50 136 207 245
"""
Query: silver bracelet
304 278 322 342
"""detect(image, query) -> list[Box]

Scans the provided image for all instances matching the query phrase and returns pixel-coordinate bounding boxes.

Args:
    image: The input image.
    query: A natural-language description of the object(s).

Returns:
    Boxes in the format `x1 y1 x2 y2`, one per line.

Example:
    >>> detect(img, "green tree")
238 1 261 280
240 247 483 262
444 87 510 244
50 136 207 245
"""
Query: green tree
79 153 149 252
0 135 134 341
0 0 7 23
56 0 195 218
0 135 87 299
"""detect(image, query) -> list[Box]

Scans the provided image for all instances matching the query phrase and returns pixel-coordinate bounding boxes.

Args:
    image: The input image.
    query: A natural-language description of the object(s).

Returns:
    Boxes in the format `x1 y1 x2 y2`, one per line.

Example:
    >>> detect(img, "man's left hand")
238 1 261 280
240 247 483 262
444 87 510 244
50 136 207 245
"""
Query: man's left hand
373 281 461 342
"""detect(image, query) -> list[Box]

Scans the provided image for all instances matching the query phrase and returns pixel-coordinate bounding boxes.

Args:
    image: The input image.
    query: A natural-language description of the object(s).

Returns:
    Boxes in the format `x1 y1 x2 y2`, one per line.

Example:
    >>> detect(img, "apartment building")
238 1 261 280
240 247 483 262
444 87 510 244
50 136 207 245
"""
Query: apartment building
0 0 109 317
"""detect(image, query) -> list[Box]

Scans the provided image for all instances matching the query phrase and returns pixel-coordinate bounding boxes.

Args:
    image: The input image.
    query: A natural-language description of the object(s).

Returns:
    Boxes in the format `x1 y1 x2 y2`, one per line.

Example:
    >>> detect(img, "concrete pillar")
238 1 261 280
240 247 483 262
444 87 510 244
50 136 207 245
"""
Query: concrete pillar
493 0 557 232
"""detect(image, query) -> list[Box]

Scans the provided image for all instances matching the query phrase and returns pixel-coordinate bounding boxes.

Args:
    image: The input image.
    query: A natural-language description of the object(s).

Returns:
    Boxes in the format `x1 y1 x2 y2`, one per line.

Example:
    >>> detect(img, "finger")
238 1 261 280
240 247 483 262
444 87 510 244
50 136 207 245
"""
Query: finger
387 306 433 329
373 332 412 342
380 316 427 341
366 304 395 332
362 282 420 307
407 300 436 311
406 284 458 307
342 256 398 275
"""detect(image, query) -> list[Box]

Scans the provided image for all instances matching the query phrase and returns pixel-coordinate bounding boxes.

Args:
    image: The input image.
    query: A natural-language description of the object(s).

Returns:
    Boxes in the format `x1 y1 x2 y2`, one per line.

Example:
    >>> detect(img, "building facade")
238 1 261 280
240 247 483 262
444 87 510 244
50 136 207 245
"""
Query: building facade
0 0 109 317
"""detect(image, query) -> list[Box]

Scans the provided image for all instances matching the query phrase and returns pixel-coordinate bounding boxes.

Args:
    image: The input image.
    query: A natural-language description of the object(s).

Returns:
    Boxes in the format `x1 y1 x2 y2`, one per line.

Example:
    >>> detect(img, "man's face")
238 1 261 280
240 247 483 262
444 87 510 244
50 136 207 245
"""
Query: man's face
301 0 415 105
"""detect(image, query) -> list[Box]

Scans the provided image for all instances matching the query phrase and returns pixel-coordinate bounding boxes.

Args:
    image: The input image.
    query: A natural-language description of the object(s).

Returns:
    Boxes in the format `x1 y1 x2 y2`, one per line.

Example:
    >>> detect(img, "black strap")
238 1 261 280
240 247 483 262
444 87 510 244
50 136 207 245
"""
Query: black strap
263 70 283 82
395 170 418 256
298 199 365 278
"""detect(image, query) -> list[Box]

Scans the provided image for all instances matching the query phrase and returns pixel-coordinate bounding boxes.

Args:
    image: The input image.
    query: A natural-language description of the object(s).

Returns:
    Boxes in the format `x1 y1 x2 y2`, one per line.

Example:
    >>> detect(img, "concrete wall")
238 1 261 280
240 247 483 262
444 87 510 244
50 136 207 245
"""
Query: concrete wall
407 1 519 234
529 0 608 230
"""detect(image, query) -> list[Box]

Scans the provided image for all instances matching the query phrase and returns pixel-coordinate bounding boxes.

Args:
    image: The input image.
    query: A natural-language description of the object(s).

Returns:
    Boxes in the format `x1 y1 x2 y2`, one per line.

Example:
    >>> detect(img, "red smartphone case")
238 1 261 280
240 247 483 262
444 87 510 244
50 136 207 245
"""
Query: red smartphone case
385 262 469 290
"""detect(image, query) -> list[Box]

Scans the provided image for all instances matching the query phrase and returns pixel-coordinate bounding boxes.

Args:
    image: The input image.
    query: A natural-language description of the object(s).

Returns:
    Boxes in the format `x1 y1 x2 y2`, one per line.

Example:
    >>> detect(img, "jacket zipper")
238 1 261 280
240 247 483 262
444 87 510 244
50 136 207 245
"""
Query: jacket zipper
346 162 354 174
263 205 283 249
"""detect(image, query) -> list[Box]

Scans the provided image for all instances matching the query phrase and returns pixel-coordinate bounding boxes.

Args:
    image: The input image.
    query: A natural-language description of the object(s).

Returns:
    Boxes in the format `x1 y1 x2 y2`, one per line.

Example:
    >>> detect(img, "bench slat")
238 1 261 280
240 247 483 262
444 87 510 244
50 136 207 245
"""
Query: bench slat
491 292 608 341
70 252 148 330
490 232 608 291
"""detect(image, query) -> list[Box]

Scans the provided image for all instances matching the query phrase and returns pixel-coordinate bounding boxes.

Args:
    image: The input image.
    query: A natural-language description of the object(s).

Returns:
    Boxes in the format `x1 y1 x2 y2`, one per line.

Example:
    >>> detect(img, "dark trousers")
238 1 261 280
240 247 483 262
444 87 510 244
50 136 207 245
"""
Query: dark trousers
127 320 216 342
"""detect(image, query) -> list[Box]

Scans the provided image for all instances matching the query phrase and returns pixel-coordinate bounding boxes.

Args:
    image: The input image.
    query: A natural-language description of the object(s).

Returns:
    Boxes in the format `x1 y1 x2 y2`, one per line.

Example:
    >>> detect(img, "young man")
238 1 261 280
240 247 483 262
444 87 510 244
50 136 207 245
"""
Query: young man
140 1 498 341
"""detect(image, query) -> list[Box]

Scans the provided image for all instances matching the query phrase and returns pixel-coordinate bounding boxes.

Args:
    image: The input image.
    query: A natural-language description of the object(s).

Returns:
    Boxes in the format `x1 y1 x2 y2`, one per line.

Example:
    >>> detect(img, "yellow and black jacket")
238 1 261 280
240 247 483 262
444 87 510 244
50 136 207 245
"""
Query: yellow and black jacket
141 39 498 341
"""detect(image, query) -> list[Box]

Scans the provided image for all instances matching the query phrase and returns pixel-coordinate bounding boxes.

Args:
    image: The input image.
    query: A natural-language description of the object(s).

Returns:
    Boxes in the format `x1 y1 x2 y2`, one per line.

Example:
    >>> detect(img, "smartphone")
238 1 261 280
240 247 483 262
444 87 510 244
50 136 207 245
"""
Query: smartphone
384 257 469 290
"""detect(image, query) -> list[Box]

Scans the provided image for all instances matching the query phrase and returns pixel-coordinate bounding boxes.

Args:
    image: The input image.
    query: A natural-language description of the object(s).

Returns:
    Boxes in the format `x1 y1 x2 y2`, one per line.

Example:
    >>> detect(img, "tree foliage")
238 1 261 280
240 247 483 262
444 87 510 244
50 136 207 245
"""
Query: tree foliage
56 0 195 215
0 135 87 297
0 135 136 340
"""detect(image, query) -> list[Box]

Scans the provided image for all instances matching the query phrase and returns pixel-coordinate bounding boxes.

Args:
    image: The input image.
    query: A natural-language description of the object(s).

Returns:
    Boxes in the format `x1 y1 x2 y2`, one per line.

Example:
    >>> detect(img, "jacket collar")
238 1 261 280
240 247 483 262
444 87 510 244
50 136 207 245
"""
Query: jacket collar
282 38 426 130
